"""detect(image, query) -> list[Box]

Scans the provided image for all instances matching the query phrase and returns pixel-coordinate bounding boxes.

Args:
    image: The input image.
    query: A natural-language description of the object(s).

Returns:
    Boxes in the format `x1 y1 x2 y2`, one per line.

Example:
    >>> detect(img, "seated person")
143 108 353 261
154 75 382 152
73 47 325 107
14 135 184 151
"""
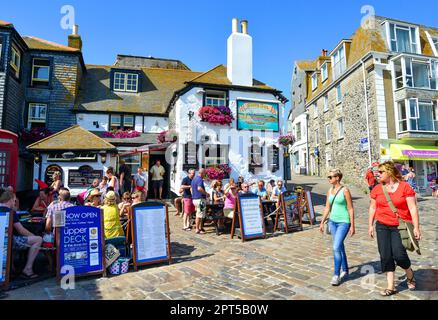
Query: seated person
101 191 125 239
253 180 268 200
266 179 276 199
131 191 143 205
0 189 42 279
31 188 53 214
85 188 102 207
271 179 286 201
118 192 132 219
45 188 74 232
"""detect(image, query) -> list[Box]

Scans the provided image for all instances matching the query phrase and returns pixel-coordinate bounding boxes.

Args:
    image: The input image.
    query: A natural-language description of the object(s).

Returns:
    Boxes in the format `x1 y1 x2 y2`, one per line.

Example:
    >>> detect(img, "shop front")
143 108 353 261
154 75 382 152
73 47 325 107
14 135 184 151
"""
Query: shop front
390 143 438 195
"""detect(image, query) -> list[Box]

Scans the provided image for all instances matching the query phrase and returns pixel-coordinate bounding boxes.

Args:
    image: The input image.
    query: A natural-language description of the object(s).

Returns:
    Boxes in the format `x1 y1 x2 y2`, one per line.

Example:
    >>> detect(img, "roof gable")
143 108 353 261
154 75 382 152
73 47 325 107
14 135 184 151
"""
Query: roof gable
22 36 79 52
27 125 116 151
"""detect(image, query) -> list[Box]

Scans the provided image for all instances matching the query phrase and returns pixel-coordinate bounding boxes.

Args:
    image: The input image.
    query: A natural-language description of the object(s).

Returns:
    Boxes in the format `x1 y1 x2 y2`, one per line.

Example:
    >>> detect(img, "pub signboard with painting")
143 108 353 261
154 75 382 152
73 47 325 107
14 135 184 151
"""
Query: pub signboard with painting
237 100 279 132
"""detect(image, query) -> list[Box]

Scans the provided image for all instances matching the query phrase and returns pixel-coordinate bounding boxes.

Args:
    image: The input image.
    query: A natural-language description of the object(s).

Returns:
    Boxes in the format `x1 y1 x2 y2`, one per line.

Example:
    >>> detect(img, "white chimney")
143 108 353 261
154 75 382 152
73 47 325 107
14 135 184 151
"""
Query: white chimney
227 18 253 87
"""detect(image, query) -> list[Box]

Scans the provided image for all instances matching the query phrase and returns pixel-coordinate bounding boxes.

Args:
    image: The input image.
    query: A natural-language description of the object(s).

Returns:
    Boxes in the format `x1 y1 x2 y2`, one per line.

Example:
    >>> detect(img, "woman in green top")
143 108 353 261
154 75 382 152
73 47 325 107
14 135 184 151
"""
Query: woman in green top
319 169 355 286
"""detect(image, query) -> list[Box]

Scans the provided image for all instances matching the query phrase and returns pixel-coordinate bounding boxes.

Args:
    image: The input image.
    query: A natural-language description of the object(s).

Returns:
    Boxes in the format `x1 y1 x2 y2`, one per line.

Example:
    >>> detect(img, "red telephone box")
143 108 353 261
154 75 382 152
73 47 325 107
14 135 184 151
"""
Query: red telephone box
0 130 18 190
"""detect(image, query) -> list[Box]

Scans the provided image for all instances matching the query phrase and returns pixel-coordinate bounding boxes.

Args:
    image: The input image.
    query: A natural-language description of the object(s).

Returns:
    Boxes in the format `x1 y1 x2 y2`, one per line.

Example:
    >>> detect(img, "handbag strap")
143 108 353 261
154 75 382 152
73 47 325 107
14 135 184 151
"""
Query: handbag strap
382 185 400 219
328 186 344 217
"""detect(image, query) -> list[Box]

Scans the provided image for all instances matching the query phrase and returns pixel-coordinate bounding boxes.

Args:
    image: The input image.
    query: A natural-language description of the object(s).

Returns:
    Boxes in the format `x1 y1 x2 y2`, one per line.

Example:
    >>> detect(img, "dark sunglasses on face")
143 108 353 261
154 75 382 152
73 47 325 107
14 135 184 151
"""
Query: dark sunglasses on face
378 171 386 174
327 176 336 179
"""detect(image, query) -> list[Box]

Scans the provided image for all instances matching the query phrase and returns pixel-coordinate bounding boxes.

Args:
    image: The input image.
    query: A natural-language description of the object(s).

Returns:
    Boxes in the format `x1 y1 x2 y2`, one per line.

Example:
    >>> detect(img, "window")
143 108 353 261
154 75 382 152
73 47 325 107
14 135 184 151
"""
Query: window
110 114 135 130
311 73 318 91
267 145 280 173
120 154 141 173
296 122 302 141
313 103 318 118
389 23 418 54
248 138 263 174
336 85 342 103
205 90 227 107
325 152 332 169
337 118 344 139
315 128 320 145
113 72 138 92
321 63 328 82
332 45 346 80
325 123 332 143
183 142 199 171
393 57 438 90
10 46 21 78
323 95 329 112
31 58 50 87
28 103 47 128
397 98 438 132
433 38 438 53
202 144 229 166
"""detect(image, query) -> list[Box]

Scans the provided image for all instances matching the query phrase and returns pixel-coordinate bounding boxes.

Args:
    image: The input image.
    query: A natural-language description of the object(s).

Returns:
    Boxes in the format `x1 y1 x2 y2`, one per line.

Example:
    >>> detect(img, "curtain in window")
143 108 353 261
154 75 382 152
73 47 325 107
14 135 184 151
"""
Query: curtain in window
418 103 434 131
397 28 411 53
413 63 429 88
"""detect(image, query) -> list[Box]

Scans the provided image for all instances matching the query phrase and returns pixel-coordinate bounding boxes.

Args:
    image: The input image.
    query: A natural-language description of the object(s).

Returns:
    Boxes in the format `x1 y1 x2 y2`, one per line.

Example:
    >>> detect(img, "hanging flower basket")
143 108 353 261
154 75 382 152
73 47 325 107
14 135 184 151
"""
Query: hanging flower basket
157 130 178 144
205 164 232 180
21 127 53 143
278 133 296 147
103 129 141 139
198 106 234 125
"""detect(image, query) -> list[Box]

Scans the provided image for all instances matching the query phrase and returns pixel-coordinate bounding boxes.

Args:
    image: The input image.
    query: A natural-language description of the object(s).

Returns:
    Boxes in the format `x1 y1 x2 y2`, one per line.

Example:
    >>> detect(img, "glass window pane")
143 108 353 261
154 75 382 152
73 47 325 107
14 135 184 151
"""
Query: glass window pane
412 63 429 88
396 28 411 53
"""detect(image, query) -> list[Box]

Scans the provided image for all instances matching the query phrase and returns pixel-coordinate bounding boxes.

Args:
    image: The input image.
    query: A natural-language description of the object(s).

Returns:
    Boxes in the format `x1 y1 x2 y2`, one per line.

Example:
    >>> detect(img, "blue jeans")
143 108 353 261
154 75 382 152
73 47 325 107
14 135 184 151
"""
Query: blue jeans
328 220 351 277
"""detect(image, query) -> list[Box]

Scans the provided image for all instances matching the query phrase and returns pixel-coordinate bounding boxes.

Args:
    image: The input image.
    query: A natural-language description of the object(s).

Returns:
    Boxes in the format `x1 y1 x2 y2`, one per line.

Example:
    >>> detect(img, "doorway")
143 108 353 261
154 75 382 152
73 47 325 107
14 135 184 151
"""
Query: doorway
147 153 170 199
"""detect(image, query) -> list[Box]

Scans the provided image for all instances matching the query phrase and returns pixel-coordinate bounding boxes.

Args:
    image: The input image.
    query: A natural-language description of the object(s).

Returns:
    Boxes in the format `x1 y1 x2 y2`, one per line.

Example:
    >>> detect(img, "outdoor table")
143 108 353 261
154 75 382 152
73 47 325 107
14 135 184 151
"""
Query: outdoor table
21 217 46 236
203 200 225 235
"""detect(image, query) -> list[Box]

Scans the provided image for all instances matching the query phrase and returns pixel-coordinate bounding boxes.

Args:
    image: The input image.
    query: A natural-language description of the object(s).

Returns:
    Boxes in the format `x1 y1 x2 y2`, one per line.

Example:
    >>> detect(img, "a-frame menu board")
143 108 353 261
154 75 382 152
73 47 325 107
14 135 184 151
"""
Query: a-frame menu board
301 190 316 225
231 193 266 242
131 202 171 270
275 191 303 233
0 207 13 288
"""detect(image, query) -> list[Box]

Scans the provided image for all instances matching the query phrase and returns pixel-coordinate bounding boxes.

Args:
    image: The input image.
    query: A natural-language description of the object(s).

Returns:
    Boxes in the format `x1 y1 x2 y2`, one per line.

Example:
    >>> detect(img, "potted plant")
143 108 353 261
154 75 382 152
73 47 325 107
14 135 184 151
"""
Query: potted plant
278 133 296 147
21 127 53 143
205 164 232 180
198 106 234 125
157 130 178 144
103 129 141 139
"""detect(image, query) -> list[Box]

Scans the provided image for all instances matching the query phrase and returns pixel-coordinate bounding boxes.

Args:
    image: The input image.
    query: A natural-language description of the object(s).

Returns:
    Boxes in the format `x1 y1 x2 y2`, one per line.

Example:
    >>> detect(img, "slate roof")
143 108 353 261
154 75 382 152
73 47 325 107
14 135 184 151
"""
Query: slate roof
0 20 13 27
22 36 79 52
27 125 116 151
295 61 318 71
75 65 202 114
92 132 160 146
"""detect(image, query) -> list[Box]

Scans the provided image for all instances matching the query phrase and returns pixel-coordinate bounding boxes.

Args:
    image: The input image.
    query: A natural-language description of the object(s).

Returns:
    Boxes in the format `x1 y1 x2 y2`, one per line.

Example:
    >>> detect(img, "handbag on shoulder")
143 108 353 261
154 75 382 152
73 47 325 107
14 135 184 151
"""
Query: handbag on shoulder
382 187 421 255
324 187 344 235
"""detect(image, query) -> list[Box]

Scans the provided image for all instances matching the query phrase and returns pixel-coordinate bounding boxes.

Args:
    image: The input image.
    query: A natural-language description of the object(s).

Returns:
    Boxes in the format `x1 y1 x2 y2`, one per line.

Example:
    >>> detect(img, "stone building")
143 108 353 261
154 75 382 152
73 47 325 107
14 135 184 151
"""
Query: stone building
291 16 438 194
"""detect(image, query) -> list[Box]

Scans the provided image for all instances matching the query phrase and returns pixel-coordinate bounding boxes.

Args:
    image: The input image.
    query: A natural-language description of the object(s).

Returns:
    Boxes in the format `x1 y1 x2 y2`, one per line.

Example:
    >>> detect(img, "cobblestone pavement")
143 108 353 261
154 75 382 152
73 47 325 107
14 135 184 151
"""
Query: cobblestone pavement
4 175 438 300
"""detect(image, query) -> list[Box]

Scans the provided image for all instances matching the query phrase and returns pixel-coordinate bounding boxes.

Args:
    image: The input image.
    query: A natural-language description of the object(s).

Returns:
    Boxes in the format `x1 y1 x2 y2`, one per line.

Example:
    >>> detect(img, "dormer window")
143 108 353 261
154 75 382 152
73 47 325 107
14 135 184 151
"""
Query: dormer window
388 23 419 54
321 63 328 82
311 73 318 91
332 45 346 80
31 58 50 87
10 45 21 78
113 72 139 92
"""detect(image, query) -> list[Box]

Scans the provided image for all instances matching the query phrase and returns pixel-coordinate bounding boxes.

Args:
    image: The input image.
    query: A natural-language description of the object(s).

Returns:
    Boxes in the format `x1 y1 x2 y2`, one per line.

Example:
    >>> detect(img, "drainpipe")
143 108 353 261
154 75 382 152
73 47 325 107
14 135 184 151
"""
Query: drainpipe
361 59 372 167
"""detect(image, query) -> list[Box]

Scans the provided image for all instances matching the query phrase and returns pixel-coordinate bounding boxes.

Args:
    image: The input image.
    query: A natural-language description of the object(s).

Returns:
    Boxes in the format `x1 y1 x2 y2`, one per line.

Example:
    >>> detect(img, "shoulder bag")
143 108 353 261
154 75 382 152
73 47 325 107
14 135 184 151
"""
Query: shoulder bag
382 187 421 255
324 187 344 235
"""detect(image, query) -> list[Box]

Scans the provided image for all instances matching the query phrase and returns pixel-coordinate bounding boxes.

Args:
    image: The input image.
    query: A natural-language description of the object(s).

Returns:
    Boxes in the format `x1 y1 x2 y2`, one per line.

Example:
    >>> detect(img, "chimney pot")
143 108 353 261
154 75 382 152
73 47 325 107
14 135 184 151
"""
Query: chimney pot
241 20 248 34
68 25 82 51
232 18 239 33
72 24 78 35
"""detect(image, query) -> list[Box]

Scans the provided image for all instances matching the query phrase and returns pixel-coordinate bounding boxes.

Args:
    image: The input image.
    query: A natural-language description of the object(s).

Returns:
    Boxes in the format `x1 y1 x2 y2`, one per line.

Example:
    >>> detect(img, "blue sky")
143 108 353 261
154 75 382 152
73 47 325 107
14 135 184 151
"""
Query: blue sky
2 0 438 116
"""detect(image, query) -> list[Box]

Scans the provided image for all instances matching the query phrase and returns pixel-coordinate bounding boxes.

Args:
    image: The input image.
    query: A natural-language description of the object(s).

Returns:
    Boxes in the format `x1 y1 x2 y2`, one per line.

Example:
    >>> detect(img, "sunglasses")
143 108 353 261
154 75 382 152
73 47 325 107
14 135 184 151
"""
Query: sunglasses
131 196 138 199
378 171 386 174
327 176 337 179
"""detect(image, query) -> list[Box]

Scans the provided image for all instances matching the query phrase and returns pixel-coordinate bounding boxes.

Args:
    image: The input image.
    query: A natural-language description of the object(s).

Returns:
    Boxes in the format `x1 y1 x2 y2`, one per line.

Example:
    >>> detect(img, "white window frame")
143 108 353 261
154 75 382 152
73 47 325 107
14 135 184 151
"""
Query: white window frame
397 100 408 132
336 84 342 104
203 144 229 166
110 114 122 129
123 115 134 129
10 45 21 78
28 103 47 128
387 22 420 54
332 45 346 80
313 103 318 119
31 58 50 86
392 56 438 90
205 90 227 107
325 123 332 144
113 72 138 92
311 73 318 91
295 122 302 141
323 95 329 112
321 63 328 82
337 118 344 139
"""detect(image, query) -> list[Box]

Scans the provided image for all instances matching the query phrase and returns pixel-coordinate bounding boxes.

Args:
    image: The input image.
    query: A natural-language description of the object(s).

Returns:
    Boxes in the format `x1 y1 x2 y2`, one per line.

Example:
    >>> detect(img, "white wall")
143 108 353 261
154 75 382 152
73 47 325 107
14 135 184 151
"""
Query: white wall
290 112 308 174
32 153 113 196
171 87 285 194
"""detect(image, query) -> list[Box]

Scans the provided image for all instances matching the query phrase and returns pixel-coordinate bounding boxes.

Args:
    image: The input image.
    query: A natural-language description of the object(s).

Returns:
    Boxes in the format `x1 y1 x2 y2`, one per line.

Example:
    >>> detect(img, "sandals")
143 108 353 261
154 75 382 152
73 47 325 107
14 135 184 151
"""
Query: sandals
380 289 398 296
196 230 206 234
407 276 416 290
21 272 38 279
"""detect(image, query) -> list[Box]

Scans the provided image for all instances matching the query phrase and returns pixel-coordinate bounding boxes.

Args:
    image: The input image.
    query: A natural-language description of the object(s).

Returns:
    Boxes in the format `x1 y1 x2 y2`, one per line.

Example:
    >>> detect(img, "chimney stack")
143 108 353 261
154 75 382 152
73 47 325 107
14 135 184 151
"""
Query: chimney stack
321 49 328 56
68 24 82 51
227 19 253 87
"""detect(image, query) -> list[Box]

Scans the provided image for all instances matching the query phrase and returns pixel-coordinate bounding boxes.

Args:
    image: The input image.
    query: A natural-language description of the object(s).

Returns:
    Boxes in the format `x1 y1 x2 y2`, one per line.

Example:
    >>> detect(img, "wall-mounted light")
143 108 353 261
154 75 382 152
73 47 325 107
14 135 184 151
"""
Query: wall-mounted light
99 151 107 163
62 152 75 159
34 153 41 163
188 111 195 121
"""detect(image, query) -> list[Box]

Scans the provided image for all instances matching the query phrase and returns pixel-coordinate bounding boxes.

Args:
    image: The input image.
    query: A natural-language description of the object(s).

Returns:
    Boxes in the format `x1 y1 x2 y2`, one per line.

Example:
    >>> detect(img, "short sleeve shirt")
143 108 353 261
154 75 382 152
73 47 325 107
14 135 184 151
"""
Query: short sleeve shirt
134 173 147 187
191 176 206 200
181 177 193 199
150 165 165 181
119 165 132 182
253 187 268 198
370 181 416 226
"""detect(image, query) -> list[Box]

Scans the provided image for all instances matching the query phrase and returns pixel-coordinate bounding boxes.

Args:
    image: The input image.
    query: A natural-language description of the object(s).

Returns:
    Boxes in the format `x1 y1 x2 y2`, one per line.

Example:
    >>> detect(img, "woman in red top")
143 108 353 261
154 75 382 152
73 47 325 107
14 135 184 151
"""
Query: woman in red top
368 161 421 296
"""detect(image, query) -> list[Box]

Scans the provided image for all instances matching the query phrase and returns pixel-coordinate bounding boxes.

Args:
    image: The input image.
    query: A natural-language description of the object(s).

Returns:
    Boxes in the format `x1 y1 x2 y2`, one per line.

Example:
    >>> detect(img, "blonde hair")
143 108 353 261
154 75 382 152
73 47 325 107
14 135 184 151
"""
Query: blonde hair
104 198 116 206
379 161 403 182
0 189 15 204
329 168 343 181
132 191 142 199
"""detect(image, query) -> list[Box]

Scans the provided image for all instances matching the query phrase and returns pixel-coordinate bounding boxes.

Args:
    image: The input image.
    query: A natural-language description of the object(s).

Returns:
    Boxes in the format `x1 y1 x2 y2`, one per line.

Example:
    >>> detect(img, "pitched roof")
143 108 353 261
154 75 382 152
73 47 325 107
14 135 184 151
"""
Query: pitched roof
75 65 202 114
0 20 13 27
296 60 317 71
22 36 79 52
93 132 160 146
187 64 275 90
27 125 116 151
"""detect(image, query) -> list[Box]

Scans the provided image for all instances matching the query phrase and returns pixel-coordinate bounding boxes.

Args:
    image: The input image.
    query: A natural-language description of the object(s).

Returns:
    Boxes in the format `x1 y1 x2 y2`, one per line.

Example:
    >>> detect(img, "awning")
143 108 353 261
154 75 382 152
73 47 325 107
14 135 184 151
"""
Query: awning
390 144 438 161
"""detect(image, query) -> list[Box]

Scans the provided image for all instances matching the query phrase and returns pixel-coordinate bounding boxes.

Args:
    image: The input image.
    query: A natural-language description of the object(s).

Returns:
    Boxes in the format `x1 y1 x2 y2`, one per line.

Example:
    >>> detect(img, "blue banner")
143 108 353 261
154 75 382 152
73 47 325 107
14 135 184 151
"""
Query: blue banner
0 208 11 284
59 206 103 276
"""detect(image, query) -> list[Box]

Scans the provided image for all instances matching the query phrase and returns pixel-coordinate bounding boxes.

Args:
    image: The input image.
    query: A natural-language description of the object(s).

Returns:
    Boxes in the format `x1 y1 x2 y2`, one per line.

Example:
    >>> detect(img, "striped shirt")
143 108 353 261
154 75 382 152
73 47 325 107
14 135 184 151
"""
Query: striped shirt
46 200 74 219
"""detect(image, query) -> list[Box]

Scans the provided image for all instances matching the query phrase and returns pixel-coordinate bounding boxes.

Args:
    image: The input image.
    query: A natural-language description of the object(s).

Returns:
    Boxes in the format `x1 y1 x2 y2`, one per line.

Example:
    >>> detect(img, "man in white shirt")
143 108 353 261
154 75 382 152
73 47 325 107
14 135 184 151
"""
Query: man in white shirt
150 160 165 200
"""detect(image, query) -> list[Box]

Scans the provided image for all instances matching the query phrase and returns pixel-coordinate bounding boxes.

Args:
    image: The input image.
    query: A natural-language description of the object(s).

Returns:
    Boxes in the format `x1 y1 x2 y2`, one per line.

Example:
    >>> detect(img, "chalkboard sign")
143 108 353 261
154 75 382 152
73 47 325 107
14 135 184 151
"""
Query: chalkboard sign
56 206 106 280
0 207 13 288
300 190 316 225
131 202 171 270
68 166 103 188
276 191 303 233
232 194 266 242
45 164 63 186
